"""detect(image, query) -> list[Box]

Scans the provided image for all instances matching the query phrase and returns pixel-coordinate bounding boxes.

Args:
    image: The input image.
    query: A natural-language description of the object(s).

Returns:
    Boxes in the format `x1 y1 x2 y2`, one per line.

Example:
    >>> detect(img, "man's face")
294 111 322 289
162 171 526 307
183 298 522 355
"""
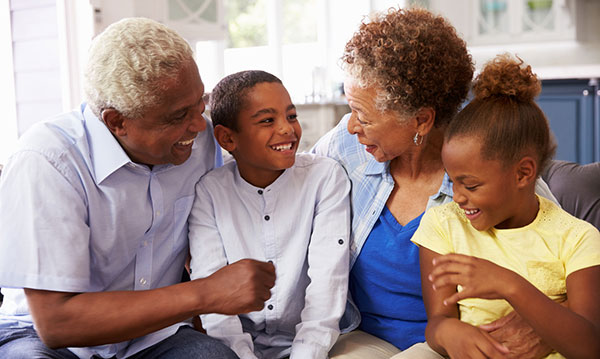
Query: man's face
117 60 207 166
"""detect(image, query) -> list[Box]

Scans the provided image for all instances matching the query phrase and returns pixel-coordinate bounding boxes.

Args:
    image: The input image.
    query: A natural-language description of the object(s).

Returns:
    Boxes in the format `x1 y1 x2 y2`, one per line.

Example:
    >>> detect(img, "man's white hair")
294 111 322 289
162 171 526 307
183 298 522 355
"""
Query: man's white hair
84 17 194 119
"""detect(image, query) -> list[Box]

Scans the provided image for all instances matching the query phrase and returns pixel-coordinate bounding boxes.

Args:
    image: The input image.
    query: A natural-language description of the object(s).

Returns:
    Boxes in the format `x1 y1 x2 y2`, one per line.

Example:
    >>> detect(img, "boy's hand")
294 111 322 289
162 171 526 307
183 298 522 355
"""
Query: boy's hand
428 254 521 306
201 259 276 315
442 319 509 359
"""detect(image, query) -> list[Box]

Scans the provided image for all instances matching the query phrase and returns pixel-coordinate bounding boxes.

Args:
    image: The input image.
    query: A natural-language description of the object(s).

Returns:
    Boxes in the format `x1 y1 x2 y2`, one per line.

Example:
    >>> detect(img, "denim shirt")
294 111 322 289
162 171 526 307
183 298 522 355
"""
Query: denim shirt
311 114 453 332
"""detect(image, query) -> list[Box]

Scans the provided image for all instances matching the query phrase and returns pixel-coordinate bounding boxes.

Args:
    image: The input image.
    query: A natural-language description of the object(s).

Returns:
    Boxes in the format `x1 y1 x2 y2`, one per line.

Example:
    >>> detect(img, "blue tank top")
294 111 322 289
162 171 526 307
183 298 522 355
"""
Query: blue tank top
350 206 426 350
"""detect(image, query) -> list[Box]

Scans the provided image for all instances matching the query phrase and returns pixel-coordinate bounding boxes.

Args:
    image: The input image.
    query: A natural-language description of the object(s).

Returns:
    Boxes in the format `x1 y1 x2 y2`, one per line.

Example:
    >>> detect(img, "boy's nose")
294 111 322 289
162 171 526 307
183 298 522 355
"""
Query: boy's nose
278 120 294 135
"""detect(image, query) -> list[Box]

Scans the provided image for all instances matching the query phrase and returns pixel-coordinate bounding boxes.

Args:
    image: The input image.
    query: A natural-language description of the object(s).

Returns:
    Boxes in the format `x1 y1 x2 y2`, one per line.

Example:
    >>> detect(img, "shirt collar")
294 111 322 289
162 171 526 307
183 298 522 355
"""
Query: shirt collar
83 104 132 184
431 172 453 200
364 156 388 176
233 160 292 194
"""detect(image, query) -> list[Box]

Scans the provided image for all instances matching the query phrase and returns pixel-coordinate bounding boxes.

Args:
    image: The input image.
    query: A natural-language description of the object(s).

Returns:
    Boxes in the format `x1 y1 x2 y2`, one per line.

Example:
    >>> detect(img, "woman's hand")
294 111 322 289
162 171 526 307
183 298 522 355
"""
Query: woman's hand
428 254 522 306
479 311 553 359
439 318 509 359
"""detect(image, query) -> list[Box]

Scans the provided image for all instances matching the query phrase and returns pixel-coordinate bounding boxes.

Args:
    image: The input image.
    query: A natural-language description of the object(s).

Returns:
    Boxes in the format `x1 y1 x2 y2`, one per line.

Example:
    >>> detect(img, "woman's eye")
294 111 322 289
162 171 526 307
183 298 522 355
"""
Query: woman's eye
465 185 478 191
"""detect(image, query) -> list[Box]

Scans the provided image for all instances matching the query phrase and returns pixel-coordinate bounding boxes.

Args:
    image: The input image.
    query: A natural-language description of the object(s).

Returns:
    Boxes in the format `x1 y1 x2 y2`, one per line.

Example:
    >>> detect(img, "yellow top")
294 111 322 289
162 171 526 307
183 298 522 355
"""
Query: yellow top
412 195 600 359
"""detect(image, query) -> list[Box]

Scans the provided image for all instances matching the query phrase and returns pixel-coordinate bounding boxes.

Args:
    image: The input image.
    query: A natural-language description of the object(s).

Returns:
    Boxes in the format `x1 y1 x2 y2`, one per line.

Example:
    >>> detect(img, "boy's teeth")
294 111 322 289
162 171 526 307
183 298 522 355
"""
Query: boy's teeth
271 143 293 151
465 209 479 215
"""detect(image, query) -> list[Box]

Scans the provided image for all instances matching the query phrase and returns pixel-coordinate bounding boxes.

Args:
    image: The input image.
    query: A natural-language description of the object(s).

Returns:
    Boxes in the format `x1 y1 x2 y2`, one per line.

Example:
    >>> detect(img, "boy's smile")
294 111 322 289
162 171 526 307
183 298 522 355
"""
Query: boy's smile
226 82 301 188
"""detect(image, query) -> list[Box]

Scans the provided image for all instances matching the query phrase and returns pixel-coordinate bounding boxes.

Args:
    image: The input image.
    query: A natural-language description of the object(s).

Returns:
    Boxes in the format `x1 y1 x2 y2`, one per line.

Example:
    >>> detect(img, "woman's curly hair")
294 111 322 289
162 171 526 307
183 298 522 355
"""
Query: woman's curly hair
446 54 556 173
342 8 474 126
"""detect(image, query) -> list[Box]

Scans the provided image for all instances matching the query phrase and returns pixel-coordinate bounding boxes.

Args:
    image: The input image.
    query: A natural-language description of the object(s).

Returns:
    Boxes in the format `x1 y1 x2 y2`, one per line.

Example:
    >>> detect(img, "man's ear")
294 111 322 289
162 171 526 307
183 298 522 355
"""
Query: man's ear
414 107 436 136
101 109 128 136
515 156 538 189
214 125 237 153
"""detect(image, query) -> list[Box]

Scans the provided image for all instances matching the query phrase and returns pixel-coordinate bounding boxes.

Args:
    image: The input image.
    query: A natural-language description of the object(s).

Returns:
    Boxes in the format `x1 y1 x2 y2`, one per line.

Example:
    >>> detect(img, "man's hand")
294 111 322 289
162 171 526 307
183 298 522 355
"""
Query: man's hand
201 258 276 315
480 311 553 359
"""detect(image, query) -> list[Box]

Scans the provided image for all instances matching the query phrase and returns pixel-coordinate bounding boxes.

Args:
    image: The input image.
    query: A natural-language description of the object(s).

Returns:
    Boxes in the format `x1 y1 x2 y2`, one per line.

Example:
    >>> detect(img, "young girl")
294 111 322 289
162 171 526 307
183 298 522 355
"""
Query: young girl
411 54 600 359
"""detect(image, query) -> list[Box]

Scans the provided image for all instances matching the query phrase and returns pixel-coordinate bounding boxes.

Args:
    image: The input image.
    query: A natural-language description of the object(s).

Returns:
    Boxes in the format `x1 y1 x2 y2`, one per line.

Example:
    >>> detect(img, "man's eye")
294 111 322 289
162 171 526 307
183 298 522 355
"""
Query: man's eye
172 111 188 122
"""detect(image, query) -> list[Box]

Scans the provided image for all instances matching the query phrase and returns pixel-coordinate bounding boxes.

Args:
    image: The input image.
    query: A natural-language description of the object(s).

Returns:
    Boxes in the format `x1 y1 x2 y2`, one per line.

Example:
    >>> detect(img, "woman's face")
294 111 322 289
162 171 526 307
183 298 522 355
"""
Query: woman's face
344 79 416 163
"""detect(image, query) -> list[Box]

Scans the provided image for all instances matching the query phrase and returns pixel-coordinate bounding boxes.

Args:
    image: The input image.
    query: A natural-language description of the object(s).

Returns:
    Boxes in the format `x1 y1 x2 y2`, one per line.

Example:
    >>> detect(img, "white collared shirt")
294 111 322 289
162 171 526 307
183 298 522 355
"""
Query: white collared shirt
0 104 221 358
189 153 351 359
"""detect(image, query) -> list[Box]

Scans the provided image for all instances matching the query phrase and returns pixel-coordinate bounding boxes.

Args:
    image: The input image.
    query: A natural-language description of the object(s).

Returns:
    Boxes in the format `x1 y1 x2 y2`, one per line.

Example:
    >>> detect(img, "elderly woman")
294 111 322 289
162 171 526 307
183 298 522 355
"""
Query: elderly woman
313 8 557 359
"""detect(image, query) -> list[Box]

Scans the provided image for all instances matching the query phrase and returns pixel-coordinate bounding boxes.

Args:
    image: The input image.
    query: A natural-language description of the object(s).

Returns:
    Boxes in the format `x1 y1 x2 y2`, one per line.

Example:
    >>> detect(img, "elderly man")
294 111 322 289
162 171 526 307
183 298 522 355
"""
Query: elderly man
0 17 275 358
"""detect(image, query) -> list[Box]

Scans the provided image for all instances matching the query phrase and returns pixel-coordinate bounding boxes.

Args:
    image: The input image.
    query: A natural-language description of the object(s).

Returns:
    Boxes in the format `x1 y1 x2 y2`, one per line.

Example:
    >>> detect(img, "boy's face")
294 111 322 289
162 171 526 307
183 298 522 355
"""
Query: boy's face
442 136 528 231
226 82 301 188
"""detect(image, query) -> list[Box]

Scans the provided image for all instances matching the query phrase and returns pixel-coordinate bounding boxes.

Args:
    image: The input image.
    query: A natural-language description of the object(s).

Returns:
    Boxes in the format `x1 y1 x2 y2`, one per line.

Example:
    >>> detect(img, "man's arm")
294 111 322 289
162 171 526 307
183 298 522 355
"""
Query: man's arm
25 258 275 349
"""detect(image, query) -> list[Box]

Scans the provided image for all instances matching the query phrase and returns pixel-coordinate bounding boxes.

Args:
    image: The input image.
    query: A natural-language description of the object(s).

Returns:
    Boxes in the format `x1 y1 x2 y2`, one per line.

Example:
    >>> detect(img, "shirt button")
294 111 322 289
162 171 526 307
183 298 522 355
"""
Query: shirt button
258 190 263 195
267 304 273 310
143 240 148 247
139 278 147 285
264 215 270 221
156 211 160 216
338 239 344 245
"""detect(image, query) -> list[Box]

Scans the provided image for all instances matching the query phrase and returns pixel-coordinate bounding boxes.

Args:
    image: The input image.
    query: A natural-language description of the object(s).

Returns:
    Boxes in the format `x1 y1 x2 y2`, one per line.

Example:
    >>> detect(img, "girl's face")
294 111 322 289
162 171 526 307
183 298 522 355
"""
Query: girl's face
442 136 533 231
227 82 301 188
344 79 416 163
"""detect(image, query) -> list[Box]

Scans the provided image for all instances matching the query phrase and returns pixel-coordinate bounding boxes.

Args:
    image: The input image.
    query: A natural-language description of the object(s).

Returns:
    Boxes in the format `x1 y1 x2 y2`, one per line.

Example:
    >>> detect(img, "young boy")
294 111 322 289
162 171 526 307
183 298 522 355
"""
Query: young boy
188 70 351 359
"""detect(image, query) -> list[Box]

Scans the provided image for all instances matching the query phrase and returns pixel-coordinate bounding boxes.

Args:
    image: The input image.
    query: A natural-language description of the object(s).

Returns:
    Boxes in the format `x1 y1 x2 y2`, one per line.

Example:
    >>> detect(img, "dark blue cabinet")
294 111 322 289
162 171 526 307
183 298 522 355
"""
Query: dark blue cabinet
537 79 599 164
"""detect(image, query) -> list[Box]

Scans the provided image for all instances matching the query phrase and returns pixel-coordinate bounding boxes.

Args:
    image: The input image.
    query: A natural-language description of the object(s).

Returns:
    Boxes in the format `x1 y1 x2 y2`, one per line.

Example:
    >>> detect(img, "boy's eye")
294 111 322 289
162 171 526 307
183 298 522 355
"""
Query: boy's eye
288 114 298 121
260 117 274 124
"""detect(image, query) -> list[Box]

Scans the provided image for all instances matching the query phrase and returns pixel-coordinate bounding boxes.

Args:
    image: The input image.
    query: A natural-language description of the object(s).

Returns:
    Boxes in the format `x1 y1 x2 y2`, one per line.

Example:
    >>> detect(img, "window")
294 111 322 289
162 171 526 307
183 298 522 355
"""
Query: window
197 0 372 103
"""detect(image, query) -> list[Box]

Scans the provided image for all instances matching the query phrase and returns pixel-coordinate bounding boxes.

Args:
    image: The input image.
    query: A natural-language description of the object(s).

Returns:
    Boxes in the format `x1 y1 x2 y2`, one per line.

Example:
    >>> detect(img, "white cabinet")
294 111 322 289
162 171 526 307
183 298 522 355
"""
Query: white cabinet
430 0 578 45
91 0 226 42
471 0 576 45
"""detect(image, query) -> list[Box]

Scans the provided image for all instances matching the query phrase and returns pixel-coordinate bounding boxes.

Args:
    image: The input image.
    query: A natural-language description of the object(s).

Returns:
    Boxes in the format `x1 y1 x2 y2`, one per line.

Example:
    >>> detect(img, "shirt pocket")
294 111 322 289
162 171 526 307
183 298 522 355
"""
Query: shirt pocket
526 260 566 297
172 195 195 254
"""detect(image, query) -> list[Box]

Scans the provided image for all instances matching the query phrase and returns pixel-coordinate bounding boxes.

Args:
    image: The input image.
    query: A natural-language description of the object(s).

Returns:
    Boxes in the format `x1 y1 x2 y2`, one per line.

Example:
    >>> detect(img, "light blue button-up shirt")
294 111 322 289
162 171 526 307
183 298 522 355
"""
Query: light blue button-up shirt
0 104 222 358
189 153 351 359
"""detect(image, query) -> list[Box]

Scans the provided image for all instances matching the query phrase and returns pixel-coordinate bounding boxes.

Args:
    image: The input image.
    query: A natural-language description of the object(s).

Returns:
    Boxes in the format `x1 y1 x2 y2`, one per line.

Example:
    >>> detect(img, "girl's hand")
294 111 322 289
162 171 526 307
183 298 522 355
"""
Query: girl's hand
442 319 509 359
429 254 522 306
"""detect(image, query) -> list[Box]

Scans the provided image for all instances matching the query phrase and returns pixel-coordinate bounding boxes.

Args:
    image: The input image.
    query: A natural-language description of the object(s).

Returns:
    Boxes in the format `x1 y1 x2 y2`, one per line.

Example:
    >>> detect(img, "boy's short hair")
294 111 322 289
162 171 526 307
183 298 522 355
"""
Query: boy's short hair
209 70 282 131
